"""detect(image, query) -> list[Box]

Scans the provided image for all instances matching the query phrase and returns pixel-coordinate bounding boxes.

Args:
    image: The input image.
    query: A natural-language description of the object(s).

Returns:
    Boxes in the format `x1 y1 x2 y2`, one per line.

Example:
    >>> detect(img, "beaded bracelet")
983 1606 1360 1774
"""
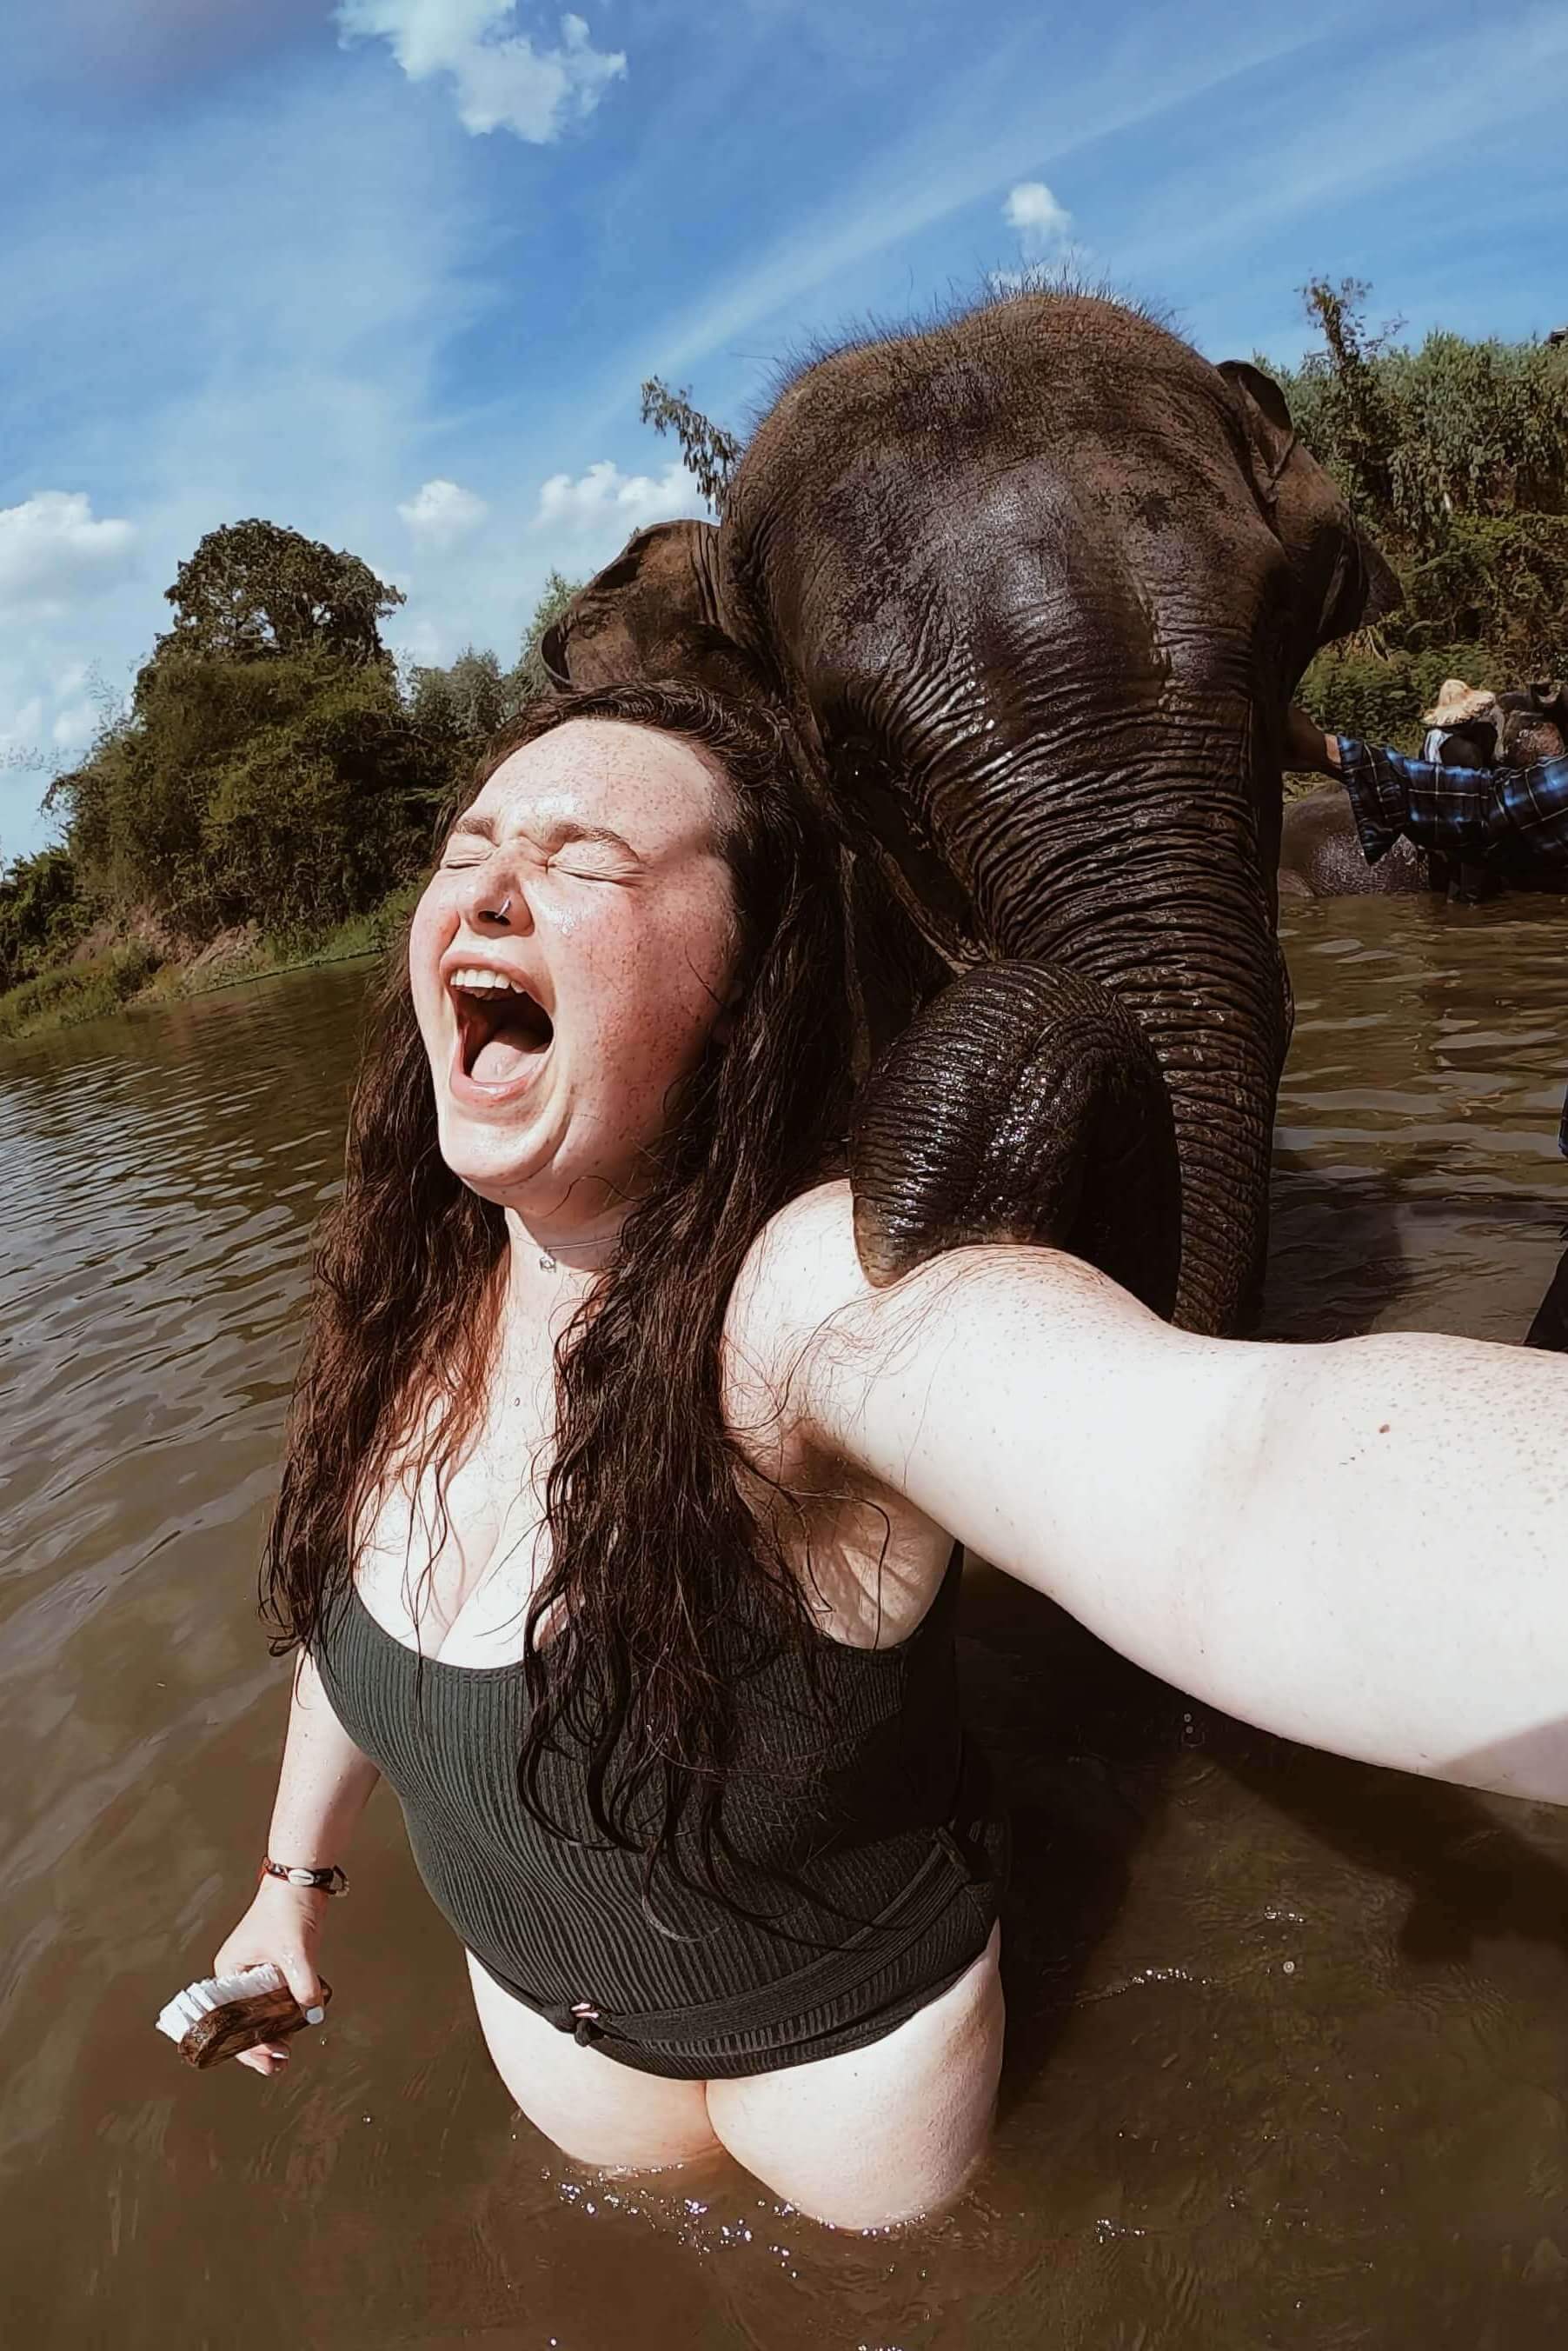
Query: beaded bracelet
259 1857 349 1896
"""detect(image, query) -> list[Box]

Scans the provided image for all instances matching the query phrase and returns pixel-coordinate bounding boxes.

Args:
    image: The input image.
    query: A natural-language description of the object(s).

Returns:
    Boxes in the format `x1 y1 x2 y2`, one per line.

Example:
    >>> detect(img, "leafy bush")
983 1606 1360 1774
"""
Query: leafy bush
51 649 460 941
1269 285 1568 548
1266 283 1568 706
0 845 90 990
1296 641 1498 752
265 879 424 968
0 943 159 1040
1399 514 1568 676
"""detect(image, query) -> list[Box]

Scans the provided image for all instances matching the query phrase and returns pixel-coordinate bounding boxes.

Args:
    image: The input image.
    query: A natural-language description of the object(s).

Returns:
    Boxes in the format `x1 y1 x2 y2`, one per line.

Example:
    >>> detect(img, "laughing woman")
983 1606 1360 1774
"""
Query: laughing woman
215 682 1568 2233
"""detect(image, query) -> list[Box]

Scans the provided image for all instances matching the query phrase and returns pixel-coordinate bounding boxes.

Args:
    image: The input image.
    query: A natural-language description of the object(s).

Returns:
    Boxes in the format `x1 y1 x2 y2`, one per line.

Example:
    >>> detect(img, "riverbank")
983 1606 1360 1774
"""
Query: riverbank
0 882 417 1043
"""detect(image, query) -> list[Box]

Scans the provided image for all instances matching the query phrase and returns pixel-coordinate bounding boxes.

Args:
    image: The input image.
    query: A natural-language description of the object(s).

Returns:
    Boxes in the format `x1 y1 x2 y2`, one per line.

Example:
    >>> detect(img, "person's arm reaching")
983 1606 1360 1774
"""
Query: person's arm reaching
754 1188 1568 1808
212 1648 381 2077
1285 703 1568 870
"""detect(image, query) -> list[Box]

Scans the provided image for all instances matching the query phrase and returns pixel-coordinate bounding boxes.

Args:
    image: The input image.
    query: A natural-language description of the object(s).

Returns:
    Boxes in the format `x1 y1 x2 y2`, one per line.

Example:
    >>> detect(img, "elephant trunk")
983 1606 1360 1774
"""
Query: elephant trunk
914 715 1288 1335
851 961 1181 1316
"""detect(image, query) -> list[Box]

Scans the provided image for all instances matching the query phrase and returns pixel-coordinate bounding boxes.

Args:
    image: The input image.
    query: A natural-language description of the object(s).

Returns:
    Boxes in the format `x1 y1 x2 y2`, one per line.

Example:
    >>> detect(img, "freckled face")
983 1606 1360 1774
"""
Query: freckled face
409 720 740 1217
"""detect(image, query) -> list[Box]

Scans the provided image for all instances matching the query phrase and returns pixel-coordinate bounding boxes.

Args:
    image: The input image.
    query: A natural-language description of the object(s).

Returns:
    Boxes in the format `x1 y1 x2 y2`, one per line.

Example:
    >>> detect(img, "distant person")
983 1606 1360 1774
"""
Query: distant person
1418 676 1500 769
1286 696 1568 1350
1419 679 1502 900
203 682 1567 2234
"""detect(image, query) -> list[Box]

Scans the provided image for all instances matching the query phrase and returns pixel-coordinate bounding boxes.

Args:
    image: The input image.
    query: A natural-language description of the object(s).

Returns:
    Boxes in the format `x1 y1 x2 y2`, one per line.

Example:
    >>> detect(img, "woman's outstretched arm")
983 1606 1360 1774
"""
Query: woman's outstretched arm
747 1184 1568 1804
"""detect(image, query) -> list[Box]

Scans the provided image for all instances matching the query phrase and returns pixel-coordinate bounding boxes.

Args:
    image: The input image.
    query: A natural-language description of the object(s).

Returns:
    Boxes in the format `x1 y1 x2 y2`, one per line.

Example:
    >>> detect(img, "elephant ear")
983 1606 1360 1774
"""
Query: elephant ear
1216 358 1402 654
541 519 767 699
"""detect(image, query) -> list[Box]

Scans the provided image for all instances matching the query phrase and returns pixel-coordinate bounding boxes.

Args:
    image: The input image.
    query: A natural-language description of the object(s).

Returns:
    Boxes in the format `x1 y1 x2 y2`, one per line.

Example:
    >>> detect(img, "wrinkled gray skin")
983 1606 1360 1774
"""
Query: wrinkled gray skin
546 294 1399 1334
1279 789 1432 901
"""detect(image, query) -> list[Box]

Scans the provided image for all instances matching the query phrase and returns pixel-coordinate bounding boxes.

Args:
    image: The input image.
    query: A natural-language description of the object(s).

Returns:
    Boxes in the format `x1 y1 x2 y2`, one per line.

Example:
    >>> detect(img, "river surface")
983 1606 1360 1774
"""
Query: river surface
3 896 1567 2350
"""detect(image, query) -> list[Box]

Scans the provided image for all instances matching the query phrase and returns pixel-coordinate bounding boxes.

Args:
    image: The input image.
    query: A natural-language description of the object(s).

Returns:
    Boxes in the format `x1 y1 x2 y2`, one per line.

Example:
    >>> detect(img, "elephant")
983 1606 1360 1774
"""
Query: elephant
1495 682 1567 768
545 292 1399 1334
1278 786 1432 900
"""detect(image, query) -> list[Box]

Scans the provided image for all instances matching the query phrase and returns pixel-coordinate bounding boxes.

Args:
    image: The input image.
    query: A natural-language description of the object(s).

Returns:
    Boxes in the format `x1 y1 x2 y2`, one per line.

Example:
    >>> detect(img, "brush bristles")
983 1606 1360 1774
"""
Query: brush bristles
155 1962 286 2042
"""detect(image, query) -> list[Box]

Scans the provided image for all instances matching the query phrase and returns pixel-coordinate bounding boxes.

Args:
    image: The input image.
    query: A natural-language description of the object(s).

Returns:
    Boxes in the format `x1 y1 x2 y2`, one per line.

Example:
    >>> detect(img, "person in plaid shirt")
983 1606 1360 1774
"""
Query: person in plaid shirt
1285 703 1568 1350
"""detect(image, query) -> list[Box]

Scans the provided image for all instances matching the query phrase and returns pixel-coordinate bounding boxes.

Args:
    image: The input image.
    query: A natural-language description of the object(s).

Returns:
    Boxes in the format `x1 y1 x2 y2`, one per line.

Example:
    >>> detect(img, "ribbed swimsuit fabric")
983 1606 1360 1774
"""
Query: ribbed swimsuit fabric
311 1548 1009 2080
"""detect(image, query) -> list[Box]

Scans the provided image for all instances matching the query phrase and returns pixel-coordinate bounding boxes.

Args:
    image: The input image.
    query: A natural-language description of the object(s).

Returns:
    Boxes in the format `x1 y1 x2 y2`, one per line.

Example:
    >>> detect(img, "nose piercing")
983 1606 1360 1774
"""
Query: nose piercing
480 896 512 926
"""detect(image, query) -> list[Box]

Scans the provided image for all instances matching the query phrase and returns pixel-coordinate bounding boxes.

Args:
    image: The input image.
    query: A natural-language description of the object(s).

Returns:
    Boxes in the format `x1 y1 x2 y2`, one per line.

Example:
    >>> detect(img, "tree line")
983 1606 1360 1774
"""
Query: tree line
1275 279 1568 740
5 290 1566 1010
0 524 579 996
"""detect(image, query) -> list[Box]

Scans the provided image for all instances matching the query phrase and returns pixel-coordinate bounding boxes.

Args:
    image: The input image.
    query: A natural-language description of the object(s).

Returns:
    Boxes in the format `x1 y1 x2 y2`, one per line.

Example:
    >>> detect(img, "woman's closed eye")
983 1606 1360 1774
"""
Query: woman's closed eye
550 848 641 883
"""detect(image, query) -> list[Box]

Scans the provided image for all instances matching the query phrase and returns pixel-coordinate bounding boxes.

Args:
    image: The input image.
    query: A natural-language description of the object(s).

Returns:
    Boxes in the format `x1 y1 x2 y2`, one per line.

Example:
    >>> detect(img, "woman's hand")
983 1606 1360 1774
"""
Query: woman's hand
211 1878 330 2078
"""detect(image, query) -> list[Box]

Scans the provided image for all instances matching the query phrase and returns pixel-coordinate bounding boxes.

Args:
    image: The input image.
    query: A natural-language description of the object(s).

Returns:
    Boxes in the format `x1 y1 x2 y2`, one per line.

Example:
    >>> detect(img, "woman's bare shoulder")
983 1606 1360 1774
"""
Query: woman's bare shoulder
721 1181 867 1460
723 1182 959 1639
727 1180 865 1359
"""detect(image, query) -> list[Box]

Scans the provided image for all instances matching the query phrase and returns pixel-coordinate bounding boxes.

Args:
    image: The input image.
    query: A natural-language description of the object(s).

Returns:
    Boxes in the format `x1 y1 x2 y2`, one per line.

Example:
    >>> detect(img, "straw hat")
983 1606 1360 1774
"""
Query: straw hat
1421 677 1496 728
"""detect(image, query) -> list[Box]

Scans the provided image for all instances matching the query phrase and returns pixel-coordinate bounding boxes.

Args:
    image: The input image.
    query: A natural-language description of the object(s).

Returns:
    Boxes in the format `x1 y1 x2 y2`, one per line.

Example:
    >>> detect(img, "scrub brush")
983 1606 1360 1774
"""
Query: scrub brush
155 1961 330 2068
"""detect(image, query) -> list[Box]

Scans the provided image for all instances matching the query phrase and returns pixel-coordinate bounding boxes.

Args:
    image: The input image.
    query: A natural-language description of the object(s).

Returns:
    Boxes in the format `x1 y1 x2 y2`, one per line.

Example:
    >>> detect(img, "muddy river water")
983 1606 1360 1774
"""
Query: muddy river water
3 895 1567 2350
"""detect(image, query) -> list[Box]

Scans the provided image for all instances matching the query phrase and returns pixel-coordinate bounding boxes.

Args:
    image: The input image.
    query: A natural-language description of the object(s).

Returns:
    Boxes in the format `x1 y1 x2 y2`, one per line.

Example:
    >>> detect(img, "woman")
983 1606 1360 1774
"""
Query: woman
217 682 1568 2233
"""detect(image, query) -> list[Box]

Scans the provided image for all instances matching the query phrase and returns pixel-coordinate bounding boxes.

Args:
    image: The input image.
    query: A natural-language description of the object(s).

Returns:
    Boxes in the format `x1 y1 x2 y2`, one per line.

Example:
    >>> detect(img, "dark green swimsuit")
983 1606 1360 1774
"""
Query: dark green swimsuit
312 1547 1007 2080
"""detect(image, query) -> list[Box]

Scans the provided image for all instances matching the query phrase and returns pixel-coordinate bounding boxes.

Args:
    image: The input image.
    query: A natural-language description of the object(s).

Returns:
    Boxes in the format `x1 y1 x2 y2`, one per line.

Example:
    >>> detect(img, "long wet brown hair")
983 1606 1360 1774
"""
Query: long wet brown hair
262 681 857 1909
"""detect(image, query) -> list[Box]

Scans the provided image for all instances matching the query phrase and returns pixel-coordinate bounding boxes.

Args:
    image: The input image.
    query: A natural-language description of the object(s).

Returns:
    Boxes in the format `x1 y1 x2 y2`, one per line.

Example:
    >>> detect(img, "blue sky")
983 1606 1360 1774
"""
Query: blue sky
4 0 1566 856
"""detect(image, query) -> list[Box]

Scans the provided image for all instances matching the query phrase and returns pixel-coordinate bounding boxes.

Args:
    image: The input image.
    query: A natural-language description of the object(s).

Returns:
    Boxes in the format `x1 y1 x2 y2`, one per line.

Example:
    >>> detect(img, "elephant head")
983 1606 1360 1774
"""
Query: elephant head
1495 683 1568 767
551 294 1398 1334
540 520 768 703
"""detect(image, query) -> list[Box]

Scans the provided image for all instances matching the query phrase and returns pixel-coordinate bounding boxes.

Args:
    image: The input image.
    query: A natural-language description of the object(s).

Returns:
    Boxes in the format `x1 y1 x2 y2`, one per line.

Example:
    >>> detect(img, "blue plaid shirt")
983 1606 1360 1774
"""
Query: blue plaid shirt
1336 735 1568 1155
1337 736 1568 871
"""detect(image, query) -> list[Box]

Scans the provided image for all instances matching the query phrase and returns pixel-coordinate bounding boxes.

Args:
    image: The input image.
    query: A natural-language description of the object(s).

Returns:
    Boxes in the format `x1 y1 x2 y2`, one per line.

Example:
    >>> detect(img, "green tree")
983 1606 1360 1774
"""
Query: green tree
409 645 520 740
150 519 404 671
515 569 583 694
0 843 87 991
1266 283 1568 731
1277 285 1568 560
196 663 447 936
639 379 740 513
50 644 457 941
37 522 453 942
1294 277 1404 523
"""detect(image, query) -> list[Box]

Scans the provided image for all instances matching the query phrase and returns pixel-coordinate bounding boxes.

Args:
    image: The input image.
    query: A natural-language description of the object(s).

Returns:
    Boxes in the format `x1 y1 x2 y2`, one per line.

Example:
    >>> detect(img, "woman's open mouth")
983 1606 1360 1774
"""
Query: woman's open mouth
448 968 555 1097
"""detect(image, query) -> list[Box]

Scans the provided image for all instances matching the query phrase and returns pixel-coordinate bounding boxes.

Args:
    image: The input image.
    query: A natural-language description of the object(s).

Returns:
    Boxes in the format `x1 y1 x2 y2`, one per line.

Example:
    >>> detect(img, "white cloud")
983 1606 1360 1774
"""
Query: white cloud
1 698 45 752
51 703 96 750
0 65 476 855
398 476 489 545
336 1 626 142
532 459 708 538
0 493 136 616
1003 181 1072 257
